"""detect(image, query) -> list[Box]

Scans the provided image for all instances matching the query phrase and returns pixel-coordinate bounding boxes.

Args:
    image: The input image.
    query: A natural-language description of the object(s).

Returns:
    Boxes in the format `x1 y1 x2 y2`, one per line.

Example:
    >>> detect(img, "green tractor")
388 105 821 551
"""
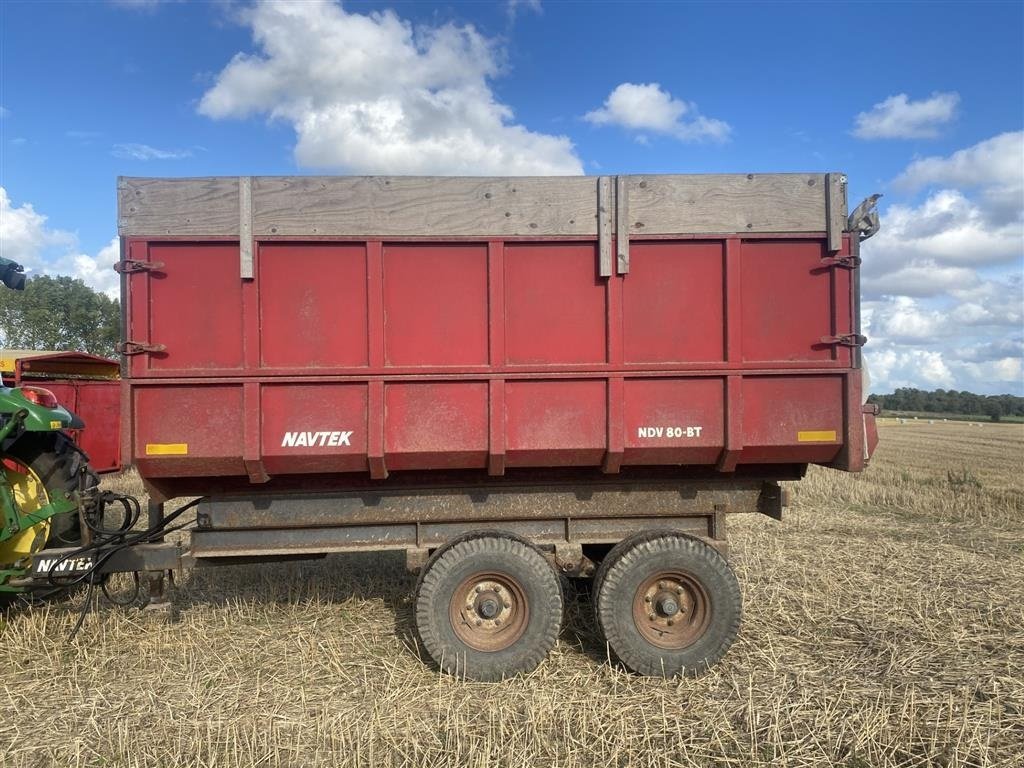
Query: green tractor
1 256 98 602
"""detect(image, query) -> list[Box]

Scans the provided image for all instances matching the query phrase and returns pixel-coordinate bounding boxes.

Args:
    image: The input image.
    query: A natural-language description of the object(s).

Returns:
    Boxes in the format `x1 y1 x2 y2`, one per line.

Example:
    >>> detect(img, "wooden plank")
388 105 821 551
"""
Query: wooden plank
598 176 612 277
118 174 844 238
118 177 239 236
238 176 253 278
627 173 834 235
615 175 630 273
254 176 598 237
825 172 847 252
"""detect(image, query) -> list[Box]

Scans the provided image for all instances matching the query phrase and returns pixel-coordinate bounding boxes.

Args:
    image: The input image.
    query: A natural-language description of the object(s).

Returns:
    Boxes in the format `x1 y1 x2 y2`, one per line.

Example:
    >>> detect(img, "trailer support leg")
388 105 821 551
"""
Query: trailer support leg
144 500 170 610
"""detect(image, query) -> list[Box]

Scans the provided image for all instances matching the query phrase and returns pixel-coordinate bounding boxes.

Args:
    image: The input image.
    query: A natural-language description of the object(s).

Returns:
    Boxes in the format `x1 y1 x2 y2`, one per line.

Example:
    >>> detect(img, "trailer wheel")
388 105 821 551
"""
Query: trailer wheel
414 534 563 681
594 531 741 677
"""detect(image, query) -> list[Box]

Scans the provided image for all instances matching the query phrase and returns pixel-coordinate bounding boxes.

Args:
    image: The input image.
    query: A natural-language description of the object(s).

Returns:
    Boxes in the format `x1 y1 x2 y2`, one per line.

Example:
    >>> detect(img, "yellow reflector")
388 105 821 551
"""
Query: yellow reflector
797 430 837 442
49 421 63 429
146 443 188 456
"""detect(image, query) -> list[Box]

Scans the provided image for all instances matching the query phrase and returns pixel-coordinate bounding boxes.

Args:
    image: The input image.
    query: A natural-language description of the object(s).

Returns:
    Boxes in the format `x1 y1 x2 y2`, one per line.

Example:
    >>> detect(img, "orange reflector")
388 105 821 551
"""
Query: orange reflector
797 430 837 442
145 443 188 455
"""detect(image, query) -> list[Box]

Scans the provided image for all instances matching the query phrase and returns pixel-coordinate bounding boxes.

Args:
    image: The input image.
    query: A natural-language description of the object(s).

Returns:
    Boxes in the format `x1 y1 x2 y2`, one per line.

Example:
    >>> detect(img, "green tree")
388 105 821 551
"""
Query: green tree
982 399 1003 422
0 275 120 358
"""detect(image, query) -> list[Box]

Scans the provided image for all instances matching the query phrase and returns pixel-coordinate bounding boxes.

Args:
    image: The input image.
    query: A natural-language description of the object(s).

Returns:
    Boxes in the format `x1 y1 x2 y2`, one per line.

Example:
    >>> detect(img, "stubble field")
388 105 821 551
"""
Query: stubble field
1 420 1022 767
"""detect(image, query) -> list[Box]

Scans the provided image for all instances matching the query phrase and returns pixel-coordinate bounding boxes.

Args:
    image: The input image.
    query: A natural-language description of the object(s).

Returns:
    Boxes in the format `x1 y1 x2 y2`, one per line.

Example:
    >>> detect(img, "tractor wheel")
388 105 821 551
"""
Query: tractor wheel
1 433 98 606
414 533 563 681
594 530 741 677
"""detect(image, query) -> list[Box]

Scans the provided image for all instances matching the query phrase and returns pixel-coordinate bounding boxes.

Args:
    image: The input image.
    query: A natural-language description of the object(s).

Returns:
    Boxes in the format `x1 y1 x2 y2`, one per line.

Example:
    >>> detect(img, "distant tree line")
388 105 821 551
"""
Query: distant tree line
0 275 120 359
868 388 1024 421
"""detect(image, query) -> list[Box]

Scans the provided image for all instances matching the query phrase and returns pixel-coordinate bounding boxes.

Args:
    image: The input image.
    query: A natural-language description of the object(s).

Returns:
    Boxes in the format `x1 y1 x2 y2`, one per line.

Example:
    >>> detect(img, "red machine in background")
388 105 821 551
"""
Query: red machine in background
0 350 122 473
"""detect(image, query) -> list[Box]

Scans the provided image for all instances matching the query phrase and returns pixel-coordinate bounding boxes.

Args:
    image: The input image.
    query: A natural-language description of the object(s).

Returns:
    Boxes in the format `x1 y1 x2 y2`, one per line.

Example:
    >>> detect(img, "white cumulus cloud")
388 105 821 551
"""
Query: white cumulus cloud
859 130 1023 396
895 131 1024 226
0 187 119 298
866 348 955 390
852 92 959 139
198 0 581 175
584 82 730 142
863 189 1022 279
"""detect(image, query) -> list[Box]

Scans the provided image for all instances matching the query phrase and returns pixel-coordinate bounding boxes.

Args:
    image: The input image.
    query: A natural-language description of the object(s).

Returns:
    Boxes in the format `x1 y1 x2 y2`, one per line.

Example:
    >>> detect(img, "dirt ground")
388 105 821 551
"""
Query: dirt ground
1 421 1022 767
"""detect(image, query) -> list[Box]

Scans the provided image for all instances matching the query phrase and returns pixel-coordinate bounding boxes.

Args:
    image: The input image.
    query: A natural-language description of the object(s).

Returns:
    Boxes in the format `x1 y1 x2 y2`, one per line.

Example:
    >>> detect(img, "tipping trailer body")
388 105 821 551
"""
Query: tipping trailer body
118 173 876 512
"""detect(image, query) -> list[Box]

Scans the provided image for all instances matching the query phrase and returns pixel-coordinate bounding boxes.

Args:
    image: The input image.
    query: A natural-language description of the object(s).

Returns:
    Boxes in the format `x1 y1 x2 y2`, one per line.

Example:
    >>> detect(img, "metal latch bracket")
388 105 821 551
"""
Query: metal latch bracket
116 341 166 356
819 333 867 347
114 260 164 274
816 255 862 270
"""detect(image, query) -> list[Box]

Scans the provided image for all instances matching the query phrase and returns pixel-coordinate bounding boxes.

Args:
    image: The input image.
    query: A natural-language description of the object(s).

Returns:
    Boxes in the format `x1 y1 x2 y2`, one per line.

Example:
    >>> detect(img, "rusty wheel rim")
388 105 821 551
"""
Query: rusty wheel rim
449 572 529 652
631 571 711 650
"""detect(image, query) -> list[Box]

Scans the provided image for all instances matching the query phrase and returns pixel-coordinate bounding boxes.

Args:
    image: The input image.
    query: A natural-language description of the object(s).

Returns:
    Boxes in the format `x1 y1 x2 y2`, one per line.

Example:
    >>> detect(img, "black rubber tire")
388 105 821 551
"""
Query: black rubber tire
594 530 741 677
1 433 97 607
414 533 563 681
5 432 98 547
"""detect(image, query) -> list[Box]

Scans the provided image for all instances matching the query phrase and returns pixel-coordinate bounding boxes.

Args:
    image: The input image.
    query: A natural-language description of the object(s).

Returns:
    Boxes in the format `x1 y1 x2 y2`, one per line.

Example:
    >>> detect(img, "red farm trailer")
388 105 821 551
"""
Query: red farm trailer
27 173 880 680
0 349 122 473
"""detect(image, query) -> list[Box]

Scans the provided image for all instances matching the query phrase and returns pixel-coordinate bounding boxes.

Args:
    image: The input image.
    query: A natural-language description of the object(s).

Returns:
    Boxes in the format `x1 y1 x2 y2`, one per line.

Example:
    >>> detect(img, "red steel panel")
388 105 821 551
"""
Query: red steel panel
383 243 488 367
623 378 724 465
385 381 488 470
24 379 121 473
72 382 122 473
740 240 834 363
504 243 606 365
123 230 865 491
505 379 606 467
623 241 725 363
133 385 244 476
261 383 367 475
740 375 843 463
144 243 245 373
259 243 368 368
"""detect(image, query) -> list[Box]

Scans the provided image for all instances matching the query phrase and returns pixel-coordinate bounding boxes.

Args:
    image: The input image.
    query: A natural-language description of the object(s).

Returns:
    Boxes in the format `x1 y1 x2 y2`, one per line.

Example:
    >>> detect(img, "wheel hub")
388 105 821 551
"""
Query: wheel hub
450 574 529 652
633 571 711 650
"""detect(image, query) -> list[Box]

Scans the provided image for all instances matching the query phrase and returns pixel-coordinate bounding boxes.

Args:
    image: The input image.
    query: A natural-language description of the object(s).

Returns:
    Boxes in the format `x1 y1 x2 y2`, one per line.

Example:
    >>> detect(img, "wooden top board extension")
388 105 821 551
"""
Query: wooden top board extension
118 173 848 240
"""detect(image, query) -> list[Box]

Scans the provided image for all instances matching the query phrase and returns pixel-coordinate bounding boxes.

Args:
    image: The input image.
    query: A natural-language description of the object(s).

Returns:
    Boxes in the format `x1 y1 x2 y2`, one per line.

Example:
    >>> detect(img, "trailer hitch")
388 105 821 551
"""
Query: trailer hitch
13 487 200 637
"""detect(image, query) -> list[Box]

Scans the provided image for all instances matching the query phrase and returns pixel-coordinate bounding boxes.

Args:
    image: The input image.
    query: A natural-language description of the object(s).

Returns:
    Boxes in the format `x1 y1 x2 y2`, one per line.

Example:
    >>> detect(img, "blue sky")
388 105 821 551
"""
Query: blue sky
1 0 1022 394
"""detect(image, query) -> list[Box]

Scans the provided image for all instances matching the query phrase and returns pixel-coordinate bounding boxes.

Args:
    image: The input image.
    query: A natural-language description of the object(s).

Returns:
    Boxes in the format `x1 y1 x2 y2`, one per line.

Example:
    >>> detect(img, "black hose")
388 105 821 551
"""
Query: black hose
45 492 202 639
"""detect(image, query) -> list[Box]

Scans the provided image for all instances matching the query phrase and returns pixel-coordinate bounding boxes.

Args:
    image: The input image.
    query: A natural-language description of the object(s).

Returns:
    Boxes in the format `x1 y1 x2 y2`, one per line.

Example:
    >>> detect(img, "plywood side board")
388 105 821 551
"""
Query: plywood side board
118 174 847 238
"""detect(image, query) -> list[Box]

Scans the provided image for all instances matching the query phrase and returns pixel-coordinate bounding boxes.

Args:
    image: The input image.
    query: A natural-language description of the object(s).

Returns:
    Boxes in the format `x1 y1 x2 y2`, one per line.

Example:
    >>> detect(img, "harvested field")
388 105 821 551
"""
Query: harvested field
1 421 1022 767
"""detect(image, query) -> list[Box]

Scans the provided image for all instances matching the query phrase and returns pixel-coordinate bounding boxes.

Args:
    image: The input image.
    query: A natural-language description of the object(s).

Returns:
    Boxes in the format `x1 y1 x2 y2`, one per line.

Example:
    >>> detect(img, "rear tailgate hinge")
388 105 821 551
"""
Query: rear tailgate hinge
819 333 867 348
848 194 882 241
116 341 166 356
114 260 164 274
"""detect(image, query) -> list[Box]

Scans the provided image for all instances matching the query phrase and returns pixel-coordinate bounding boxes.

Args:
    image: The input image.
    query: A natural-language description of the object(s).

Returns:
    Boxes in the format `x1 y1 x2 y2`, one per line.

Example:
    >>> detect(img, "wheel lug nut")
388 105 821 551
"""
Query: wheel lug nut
676 587 684 595
502 601 510 608
667 619 675 626
644 595 652 603
658 581 666 589
648 612 656 621
475 586 482 593
495 618 502 626
475 619 482 626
